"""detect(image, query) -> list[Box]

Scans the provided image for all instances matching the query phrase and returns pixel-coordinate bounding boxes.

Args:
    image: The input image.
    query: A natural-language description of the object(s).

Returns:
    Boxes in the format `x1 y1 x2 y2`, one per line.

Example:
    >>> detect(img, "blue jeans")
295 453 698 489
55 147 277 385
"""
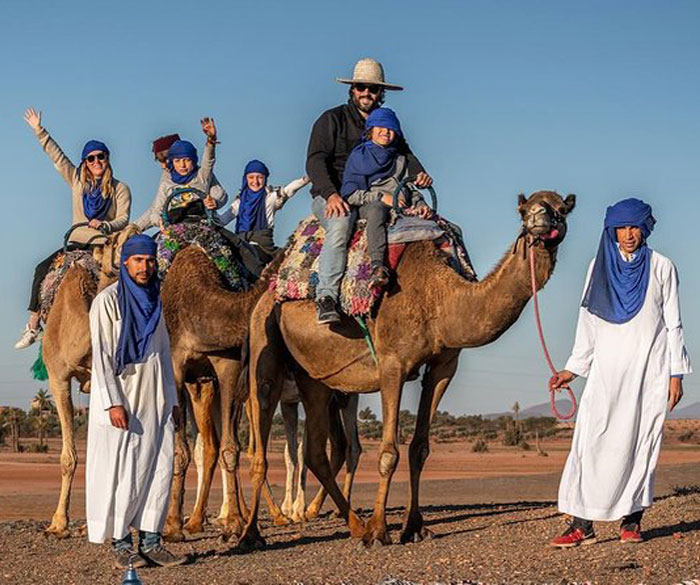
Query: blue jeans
112 531 161 552
312 196 357 301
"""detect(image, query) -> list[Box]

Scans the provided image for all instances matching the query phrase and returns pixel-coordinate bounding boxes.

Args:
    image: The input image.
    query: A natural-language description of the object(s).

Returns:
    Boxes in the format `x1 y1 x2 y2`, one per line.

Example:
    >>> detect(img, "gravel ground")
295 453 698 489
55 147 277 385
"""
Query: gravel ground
1 485 699 585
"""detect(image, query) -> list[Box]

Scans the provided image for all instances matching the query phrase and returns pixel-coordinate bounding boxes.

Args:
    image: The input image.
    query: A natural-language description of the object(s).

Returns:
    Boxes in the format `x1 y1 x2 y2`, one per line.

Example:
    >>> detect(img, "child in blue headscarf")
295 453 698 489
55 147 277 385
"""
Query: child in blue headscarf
134 117 220 230
218 160 308 262
340 107 431 288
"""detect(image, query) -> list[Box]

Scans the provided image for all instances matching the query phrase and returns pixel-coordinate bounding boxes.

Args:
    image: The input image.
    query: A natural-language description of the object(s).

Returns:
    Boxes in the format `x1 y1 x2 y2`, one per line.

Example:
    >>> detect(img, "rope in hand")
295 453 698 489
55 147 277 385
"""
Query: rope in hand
528 242 577 420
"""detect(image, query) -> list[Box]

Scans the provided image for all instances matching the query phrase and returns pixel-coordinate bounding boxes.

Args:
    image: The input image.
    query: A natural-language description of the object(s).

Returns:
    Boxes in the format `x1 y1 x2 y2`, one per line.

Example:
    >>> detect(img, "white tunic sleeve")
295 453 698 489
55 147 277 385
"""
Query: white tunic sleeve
218 197 240 226
89 293 125 409
564 260 596 378
661 260 692 375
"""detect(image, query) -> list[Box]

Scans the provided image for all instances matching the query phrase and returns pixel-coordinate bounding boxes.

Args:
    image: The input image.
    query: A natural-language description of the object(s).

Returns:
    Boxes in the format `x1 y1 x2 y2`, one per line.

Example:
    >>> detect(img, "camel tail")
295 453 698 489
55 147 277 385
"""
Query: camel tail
31 341 49 381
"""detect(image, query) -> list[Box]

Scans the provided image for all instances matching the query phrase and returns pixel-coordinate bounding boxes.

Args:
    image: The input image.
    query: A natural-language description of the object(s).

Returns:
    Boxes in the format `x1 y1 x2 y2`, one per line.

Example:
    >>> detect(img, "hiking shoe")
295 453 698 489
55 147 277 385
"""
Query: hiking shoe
620 525 644 544
369 265 390 289
316 296 340 324
550 526 597 548
112 549 147 570
140 543 187 567
14 325 39 350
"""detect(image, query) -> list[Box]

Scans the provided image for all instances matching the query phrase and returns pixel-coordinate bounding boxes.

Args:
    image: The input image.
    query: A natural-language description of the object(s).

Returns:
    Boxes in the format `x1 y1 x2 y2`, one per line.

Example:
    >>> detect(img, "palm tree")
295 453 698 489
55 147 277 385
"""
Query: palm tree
31 389 55 449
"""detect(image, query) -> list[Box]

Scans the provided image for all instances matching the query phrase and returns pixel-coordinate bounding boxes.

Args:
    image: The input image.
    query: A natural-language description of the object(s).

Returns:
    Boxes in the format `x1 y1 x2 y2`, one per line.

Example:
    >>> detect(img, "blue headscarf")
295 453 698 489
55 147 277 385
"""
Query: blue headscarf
115 235 162 375
167 140 199 185
340 108 403 199
80 140 112 220
235 160 270 233
582 198 656 324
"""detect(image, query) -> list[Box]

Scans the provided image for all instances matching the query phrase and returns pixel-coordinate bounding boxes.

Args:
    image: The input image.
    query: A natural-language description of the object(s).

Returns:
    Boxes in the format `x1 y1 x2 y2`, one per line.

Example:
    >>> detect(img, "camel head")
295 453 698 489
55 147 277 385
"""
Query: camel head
517 190 576 248
93 224 142 286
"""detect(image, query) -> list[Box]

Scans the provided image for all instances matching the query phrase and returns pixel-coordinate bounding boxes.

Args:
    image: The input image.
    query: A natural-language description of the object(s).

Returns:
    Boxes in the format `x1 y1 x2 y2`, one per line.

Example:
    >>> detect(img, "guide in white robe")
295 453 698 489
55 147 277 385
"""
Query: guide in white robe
86 282 178 543
558 251 692 521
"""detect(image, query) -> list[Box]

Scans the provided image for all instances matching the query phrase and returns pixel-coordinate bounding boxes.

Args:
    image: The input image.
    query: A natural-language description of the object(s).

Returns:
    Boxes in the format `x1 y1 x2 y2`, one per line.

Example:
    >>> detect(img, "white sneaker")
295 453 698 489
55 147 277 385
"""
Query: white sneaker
14 325 39 350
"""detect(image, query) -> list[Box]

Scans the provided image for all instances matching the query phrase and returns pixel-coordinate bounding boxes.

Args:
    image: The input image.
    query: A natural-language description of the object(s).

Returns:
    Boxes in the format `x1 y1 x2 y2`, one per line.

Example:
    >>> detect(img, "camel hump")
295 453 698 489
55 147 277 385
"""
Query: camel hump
272 214 477 318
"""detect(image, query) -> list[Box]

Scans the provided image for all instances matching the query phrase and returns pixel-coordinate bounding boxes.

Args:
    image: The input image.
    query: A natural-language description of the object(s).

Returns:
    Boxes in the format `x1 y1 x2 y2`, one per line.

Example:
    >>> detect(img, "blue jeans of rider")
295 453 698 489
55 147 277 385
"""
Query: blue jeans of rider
312 196 357 302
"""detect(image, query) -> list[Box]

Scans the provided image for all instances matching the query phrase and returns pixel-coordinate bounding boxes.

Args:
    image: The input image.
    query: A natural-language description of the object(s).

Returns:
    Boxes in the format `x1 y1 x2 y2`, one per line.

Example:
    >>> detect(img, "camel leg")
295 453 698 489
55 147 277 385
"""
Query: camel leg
296 375 365 539
162 354 190 542
401 351 459 544
292 437 307 523
340 393 362 506
45 376 75 538
305 398 347 519
209 355 246 541
184 379 219 535
362 359 404 547
280 401 298 519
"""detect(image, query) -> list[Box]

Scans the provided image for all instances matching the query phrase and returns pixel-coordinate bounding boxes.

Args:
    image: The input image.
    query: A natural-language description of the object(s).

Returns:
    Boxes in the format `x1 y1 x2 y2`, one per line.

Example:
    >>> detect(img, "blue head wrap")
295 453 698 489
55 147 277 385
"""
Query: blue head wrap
167 140 199 185
582 198 656 324
340 108 402 199
79 140 112 221
115 235 162 375
235 160 270 233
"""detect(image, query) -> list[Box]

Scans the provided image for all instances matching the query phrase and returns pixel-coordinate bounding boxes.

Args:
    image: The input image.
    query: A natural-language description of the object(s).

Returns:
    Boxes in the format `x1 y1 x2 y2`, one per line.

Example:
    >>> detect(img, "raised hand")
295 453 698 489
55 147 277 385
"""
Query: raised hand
24 108 42 131
201 117 217 140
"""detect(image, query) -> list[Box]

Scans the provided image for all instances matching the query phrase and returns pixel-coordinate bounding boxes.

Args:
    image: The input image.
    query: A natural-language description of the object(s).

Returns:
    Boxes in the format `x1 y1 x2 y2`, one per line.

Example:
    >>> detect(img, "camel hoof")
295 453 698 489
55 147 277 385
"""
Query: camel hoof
273 515 291 527
304 508 320 521
237 531 266 552
183 520 204 535
44 526 71 539
371 538 384 549
162 529 185 543
400 526 433 544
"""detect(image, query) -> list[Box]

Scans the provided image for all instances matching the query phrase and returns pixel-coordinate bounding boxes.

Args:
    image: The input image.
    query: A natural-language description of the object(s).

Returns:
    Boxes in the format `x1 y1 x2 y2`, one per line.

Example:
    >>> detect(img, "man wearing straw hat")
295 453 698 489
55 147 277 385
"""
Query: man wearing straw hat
307 58 432 323
549 198 691 548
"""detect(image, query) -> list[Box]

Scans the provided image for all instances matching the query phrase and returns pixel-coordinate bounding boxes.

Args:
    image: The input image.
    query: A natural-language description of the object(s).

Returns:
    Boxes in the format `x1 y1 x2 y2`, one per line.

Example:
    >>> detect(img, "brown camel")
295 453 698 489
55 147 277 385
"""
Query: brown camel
240 191 576 548
42 225 139 537
159 245 288 541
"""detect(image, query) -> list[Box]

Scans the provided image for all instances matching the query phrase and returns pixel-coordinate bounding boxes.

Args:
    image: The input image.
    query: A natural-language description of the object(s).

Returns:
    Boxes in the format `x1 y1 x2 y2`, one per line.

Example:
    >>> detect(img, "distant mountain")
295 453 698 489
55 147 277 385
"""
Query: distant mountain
668 401 700 420
484 400 700 420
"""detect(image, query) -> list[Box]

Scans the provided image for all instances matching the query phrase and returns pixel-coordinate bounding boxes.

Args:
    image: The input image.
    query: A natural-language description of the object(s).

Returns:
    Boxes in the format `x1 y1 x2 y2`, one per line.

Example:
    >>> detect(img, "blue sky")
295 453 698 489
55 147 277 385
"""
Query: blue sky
1 0 699 416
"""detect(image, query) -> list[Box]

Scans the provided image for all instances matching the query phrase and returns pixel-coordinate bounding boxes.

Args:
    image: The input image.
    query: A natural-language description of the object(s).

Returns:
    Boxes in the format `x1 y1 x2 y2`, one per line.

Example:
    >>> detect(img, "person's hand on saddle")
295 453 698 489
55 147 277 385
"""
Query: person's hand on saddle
381 192 406 208
203 195 217 210
414 172 433 188
24 107 42 132
412 203 433 219
325 193 350 218
549 370 576 392
88 219 104 231
201 117 217 143
108 405 129 430
668 377 684 412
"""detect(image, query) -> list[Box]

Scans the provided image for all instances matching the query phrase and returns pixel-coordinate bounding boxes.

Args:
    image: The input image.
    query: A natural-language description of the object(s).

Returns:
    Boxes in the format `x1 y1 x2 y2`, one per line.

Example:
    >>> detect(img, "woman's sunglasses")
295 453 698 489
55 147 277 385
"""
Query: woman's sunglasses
86 153 107 163
353 83 381 94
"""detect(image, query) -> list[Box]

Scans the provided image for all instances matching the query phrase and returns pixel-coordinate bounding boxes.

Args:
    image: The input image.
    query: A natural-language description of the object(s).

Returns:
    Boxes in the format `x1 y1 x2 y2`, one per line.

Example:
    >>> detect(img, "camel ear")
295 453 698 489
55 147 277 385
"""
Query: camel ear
564 194 576 213
517 193 527 209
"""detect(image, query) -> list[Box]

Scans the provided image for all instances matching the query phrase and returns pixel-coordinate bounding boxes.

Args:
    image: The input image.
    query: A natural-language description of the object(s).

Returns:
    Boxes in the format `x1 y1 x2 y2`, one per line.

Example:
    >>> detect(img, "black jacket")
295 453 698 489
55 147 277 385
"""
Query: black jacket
305 100 426 200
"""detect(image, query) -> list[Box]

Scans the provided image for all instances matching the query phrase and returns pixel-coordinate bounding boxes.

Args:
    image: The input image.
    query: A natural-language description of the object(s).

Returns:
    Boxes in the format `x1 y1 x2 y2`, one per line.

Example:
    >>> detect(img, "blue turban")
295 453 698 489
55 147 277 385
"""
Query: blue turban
167 140 199 185
235 160 270 233
115 235 162 375
341 108 403 199
365 107 403 137
81 140 110 161
582 198 656 324
79 140 112 221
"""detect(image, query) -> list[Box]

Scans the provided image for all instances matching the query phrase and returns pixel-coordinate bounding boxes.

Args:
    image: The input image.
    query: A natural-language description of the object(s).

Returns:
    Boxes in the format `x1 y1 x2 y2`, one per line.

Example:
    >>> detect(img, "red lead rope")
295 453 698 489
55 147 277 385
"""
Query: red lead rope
529 244 578 420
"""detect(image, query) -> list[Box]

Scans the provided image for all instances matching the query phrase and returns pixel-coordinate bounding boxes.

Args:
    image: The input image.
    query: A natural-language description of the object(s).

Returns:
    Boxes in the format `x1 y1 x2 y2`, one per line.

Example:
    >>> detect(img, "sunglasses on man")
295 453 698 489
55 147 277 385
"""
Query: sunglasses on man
86 153 107 163
353 83 381 94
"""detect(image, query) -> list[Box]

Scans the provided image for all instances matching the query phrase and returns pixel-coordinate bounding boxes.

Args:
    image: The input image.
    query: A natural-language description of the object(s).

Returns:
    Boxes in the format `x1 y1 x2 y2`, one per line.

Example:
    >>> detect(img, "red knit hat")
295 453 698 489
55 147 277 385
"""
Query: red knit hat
152 133 180 154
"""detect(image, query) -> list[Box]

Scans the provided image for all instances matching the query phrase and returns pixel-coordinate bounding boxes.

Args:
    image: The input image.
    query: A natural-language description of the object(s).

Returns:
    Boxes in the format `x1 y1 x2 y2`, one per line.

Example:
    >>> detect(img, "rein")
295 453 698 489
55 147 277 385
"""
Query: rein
528 239 577 420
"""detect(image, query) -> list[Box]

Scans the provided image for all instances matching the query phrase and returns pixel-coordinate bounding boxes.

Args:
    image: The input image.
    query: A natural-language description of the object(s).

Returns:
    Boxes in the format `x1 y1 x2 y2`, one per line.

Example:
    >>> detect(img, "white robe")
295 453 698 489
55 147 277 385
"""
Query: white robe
558 250 692 521
86 282 178 543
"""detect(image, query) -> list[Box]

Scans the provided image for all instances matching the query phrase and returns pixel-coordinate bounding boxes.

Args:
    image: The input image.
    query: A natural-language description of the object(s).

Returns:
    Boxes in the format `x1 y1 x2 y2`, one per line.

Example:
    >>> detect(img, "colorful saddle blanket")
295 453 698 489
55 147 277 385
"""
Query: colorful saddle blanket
39 250 100 320
271 214 477 317
156 221 253 292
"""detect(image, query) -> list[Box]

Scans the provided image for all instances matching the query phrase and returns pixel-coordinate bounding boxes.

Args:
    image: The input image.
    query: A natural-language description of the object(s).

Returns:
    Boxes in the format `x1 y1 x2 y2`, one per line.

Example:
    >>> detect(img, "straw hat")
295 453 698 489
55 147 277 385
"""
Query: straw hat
336 58 403 91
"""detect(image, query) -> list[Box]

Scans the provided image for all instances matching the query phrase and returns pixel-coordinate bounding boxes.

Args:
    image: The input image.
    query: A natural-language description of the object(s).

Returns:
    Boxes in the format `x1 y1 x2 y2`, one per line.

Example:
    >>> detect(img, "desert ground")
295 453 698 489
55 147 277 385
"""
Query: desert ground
1 421 699 585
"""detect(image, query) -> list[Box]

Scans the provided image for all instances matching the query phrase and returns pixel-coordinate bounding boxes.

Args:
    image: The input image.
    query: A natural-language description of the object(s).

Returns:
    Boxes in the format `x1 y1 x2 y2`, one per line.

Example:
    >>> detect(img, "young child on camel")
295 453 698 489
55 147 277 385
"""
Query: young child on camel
219 160 309 264
340 107 431 288
134 118 218 230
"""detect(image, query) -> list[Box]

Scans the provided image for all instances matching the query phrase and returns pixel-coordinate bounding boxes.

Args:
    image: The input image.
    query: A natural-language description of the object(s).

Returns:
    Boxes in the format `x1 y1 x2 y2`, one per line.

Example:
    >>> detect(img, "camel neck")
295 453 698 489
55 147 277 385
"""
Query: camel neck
438 237 556 348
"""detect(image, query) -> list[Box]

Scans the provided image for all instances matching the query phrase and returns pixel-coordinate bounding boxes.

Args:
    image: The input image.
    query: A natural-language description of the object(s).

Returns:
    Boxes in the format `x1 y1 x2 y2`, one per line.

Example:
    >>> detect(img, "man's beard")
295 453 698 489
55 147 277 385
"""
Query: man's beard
353 94 378 113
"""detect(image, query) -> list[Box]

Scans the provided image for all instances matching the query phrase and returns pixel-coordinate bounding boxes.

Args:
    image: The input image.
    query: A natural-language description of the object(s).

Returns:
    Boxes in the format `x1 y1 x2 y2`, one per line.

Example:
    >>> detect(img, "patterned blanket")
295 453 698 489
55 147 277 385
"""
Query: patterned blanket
39 251 100 320
271 214 477 317
156 221 253 292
